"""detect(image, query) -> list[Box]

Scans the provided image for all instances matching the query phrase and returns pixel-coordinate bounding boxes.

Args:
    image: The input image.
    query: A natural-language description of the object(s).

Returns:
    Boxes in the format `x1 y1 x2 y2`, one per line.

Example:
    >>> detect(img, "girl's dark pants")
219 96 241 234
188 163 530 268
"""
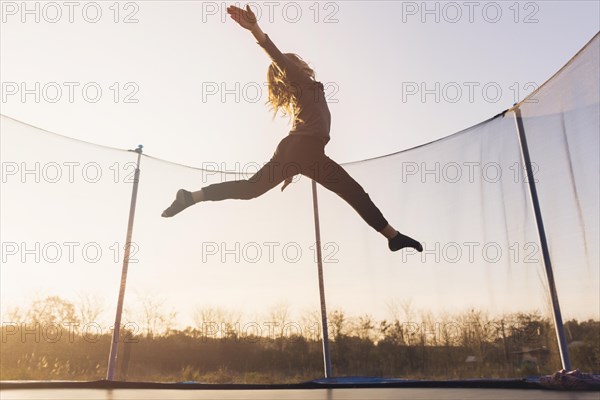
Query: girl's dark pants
202 135 389 232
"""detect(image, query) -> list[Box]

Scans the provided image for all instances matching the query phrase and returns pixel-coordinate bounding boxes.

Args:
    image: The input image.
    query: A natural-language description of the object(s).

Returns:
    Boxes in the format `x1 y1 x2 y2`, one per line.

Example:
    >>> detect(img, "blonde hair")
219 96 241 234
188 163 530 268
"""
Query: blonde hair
266 53 315 123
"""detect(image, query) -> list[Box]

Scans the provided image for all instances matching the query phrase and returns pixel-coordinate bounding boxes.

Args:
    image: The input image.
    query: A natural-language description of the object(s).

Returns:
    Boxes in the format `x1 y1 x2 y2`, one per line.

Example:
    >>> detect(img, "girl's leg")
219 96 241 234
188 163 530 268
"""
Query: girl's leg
380 224 399 239
304 153 388 231
199 159 285 201
306 153 422 252
162 160 286 217
162 142 290 217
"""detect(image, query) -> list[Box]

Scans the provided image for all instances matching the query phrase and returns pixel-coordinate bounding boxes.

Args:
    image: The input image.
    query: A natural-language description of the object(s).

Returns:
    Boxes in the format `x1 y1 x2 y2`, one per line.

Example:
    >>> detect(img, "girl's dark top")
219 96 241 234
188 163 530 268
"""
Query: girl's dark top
258 34 331 145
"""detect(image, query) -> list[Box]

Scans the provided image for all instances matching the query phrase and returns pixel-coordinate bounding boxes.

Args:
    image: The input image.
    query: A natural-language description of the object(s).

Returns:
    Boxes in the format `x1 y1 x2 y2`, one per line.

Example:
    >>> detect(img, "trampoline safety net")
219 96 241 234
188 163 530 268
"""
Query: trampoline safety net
1 34 598 383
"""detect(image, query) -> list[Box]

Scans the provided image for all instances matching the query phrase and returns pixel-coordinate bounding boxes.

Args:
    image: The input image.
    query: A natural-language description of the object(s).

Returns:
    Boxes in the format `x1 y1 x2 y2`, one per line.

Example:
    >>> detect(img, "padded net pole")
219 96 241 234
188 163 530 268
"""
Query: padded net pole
311 180 333 378
513 109 572 371
106 145 144 381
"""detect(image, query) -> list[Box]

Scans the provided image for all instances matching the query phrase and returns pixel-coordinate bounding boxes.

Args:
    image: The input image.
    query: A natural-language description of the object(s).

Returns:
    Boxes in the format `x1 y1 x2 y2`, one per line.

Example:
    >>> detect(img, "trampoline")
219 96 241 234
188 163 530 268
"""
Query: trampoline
1 3 599 399
2 380 600 400
0 389 598 400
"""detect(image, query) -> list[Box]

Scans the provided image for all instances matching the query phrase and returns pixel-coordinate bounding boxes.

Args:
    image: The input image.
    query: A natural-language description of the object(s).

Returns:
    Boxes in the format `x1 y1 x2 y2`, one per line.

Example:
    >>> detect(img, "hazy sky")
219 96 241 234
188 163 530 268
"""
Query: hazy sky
1 1 599 331
2 1 599 165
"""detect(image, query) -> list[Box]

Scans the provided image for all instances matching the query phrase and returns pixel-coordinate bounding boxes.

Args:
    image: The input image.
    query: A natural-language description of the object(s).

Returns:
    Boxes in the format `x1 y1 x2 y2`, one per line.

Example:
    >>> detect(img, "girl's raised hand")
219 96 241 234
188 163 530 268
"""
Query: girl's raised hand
226 5 258 30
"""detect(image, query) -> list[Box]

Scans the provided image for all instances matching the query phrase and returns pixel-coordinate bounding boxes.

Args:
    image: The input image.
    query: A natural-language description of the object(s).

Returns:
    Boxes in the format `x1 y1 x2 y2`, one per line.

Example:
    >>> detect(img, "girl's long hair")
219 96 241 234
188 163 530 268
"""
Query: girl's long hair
266 53 315 123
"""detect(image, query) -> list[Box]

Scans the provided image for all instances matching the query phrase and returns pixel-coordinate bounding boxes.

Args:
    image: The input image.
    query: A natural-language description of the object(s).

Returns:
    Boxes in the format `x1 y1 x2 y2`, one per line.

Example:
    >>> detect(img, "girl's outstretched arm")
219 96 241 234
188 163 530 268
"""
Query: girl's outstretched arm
227 4 305 81
226 5 266 43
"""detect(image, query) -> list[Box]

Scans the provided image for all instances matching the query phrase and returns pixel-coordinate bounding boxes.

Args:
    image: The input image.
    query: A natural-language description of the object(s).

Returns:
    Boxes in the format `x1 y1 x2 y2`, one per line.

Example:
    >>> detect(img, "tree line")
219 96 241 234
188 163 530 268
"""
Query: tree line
1 295 598 382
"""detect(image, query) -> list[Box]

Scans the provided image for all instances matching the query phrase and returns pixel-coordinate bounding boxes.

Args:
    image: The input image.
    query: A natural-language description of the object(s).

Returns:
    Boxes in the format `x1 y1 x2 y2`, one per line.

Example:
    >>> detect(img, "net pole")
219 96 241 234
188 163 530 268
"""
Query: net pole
311 180 333 378
513 109 572 371
106 144 144 381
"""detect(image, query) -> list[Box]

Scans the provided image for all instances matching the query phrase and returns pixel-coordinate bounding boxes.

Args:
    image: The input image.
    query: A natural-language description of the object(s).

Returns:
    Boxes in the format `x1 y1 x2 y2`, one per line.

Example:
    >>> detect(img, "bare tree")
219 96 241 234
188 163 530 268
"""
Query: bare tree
267 302 290 340
25 295 80 326
193 306 242 339
3 304 24 323
137 295 177 338
328 309 348 341
355 314 376 342
386 298 415 322
420 311 438 346
300 308 321 342
75 292 104 329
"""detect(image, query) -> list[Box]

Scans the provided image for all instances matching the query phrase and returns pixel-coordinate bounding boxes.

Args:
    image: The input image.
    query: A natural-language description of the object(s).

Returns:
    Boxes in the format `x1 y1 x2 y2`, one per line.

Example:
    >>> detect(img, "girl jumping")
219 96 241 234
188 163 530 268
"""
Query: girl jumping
162 5 423 253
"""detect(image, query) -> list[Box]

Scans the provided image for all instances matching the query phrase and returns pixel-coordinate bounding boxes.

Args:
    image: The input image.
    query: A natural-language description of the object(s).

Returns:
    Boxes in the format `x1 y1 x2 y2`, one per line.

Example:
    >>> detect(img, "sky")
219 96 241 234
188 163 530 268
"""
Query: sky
1 1 599 165
1 1 599 332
